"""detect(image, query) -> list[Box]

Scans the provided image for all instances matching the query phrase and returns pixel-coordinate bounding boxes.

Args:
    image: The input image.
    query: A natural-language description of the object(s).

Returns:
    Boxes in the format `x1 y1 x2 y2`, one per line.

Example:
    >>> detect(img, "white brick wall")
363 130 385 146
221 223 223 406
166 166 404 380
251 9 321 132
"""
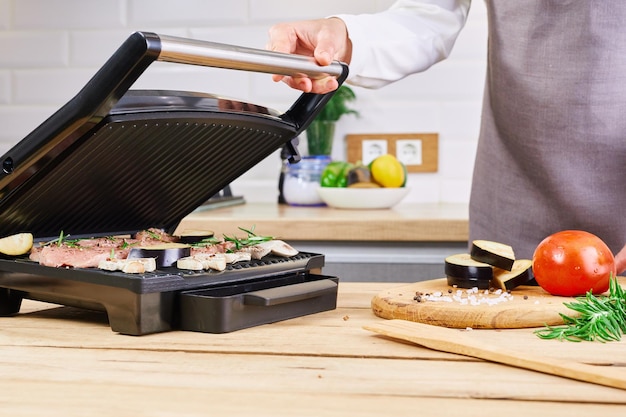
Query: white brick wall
0 0 487 204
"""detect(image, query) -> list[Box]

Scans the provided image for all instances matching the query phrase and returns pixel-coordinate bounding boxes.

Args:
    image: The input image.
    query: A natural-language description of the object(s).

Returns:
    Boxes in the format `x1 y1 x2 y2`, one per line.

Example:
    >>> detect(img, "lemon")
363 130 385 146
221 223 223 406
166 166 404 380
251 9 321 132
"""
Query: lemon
0 232 33 256
369 154 406 188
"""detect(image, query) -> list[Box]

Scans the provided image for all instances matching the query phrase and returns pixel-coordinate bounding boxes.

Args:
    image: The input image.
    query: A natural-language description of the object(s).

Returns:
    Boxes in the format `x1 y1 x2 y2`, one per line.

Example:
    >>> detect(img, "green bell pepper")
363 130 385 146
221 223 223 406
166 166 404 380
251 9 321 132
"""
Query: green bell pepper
320 161 353 187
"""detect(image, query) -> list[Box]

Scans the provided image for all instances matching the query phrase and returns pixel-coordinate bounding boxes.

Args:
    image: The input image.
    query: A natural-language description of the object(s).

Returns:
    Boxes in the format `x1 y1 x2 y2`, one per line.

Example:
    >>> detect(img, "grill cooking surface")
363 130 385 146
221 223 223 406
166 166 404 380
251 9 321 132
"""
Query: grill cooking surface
0 251 323 293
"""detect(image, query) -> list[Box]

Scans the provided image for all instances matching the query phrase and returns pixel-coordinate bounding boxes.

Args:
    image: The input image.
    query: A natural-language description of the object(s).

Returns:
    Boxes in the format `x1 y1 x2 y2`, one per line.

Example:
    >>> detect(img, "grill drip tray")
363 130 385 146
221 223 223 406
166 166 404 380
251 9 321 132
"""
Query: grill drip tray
180 274 337 334
0 252 338 335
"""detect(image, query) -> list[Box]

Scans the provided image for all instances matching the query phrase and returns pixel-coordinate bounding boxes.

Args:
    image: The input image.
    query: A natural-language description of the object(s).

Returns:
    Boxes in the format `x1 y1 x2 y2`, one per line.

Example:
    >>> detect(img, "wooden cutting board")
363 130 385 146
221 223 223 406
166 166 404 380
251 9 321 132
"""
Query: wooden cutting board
372 278 586 329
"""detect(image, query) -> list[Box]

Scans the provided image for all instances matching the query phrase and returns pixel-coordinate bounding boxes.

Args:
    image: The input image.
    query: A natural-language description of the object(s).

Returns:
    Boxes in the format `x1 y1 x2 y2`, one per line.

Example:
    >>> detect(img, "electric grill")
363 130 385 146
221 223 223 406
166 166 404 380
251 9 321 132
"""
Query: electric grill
0 31 348 335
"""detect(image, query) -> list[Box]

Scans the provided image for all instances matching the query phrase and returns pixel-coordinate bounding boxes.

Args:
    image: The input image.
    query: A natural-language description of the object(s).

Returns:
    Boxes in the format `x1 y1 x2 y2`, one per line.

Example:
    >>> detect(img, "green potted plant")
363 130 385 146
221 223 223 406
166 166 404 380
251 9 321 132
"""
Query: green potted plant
306 85 359 156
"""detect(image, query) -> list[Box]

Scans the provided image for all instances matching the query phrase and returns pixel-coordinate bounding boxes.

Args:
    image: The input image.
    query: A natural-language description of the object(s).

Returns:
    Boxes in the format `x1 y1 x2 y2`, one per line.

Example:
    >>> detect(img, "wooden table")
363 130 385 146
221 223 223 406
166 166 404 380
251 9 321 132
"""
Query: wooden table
1 282 625 416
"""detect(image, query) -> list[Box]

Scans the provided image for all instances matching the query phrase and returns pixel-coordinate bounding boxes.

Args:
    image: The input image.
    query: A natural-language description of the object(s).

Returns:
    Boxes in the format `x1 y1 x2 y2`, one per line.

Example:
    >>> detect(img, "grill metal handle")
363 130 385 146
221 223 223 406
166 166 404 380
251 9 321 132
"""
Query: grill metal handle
243 279 338 306
157 34 345 80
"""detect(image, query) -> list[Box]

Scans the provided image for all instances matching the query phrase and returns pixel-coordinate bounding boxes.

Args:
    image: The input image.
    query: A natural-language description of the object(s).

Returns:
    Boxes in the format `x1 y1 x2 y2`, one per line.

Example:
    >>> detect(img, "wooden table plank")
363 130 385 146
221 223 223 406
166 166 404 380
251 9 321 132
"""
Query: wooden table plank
2 345 626 417
2 345 626 405
1 382 623 417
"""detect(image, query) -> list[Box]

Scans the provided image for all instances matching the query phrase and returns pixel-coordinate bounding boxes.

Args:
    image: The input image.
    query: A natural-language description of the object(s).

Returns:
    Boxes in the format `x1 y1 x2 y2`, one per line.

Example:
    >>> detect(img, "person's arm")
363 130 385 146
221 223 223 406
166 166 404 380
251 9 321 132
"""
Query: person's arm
267 0 471 93
339 0 471 89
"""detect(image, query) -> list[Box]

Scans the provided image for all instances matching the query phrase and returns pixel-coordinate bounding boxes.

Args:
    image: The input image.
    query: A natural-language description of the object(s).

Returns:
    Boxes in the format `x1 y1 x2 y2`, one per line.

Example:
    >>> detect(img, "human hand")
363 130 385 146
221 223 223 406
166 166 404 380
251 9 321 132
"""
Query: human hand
267 17 351 94
614 244 626 274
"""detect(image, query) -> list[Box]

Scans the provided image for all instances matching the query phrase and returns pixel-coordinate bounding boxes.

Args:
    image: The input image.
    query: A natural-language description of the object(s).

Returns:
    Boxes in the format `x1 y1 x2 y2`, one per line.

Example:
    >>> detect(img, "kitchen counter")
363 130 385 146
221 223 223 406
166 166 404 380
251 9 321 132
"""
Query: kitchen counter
176 202 470 282
1 282 624 416
176 202 469 242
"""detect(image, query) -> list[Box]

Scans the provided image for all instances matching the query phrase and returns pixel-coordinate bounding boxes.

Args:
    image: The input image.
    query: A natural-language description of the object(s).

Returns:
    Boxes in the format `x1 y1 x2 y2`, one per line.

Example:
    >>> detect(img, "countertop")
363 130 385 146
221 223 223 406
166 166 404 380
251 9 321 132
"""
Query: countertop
175 202 469 242
1 282 625 416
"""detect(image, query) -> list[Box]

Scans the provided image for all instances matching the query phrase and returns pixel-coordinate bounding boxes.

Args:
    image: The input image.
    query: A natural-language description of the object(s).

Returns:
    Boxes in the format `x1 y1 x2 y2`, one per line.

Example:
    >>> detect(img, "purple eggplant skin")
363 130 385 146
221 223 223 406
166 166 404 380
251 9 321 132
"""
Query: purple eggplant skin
177 230 215 244
346 165 372 186
128 244 191 268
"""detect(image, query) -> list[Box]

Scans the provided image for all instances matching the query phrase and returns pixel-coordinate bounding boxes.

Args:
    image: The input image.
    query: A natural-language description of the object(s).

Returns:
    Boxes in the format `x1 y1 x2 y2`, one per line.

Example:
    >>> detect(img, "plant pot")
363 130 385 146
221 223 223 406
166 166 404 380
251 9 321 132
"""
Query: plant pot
306 120 335 156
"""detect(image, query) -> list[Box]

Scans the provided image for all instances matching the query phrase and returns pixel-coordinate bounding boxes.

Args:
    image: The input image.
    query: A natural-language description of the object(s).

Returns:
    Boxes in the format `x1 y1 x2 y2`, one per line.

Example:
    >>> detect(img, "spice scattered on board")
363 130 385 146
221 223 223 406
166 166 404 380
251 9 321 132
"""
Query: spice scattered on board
412 286 531 306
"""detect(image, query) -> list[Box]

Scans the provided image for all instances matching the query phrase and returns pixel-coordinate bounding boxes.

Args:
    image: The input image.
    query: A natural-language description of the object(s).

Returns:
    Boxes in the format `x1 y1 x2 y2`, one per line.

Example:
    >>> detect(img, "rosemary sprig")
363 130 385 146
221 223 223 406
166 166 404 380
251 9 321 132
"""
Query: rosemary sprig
190 236 221 248
147 229 162 240
223 226 273 250
41 231 82 248
534 276 626 342
119 240 137 250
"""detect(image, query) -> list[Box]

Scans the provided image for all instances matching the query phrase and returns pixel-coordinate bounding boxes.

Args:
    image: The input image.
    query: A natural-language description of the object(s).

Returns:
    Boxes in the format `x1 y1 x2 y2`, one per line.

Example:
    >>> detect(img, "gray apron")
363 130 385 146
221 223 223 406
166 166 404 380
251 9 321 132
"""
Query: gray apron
470 0 626 258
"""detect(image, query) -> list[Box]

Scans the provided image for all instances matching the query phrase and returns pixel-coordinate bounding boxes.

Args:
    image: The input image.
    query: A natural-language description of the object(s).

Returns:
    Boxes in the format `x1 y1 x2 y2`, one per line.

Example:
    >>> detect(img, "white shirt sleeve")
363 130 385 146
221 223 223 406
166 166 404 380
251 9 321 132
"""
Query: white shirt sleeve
335 0 472 89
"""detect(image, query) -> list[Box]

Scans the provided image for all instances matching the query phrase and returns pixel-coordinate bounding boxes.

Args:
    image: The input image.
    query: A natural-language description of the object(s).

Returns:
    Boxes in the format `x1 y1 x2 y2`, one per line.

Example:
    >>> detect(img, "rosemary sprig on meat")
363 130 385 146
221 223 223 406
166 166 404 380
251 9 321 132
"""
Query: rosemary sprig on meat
535 276 626 342
146 229 163 240
223 226 273 250
190 236 221 248
42 231 82 248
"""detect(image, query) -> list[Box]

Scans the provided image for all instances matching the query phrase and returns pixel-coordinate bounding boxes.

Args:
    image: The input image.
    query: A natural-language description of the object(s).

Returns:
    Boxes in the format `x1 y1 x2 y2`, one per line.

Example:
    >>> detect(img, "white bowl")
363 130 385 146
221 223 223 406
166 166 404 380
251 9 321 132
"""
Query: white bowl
317 187 410 209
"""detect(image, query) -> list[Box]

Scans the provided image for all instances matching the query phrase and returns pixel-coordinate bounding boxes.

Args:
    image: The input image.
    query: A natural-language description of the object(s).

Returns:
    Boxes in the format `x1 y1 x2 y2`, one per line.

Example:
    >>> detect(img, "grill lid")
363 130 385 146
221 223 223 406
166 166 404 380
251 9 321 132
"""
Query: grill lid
0 32 348 239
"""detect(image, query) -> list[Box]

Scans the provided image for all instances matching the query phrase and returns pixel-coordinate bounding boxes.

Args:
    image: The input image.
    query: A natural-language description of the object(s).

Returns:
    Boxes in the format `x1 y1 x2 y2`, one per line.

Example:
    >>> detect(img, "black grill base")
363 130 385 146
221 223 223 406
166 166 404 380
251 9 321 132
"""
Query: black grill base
0 252 337 335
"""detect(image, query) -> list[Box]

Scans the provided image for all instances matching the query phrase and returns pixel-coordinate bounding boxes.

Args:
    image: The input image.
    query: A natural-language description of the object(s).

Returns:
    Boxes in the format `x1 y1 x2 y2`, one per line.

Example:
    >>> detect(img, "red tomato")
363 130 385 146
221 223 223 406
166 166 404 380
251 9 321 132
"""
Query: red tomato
532 230 615 296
